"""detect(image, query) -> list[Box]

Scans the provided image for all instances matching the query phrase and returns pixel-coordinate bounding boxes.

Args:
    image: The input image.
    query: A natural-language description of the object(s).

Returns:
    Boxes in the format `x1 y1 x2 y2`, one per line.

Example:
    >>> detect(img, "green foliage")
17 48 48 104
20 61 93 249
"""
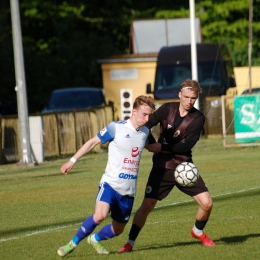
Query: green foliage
196 0 255 67
155 8 190 19
1 138 260 259
153 0 259 67
0 0 259 113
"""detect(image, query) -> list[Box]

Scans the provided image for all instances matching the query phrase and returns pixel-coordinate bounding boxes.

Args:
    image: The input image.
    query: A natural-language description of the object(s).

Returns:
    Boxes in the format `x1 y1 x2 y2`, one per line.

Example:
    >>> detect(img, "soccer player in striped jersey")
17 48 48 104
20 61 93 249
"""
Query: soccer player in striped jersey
118 79 215 253
57 95 155 257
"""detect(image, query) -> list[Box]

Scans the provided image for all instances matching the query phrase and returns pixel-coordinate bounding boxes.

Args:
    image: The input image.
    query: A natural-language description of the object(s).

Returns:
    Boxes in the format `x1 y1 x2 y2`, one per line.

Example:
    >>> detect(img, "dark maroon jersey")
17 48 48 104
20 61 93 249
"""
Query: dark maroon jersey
146 102 205 169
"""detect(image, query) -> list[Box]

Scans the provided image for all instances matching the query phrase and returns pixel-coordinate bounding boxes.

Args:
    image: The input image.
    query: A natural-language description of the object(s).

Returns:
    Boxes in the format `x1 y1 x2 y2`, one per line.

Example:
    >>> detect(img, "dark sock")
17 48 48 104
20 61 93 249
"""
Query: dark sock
129 224 141 241
195 219 208 230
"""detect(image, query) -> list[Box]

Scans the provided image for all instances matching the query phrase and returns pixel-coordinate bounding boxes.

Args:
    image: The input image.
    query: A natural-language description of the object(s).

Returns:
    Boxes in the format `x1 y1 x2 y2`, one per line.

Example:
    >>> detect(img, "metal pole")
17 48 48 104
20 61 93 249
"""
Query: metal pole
221 95 227 147
165 19 169 46
248 0 253 94
189 0 199 109
10 0 32 164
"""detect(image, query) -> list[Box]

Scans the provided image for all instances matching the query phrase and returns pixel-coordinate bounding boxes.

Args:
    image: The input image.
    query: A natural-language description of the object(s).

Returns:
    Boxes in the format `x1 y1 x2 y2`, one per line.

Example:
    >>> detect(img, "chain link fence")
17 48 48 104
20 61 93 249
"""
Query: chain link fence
204 96 234 136
150 97 236 143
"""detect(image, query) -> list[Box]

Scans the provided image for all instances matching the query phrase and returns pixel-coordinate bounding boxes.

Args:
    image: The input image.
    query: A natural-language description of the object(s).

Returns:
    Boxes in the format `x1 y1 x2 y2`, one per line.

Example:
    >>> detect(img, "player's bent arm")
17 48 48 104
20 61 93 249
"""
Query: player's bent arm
146 103 168 129
160 115 204 153
147 143 162 153
161 139 197 153
147 131 156 144
60 135 101 175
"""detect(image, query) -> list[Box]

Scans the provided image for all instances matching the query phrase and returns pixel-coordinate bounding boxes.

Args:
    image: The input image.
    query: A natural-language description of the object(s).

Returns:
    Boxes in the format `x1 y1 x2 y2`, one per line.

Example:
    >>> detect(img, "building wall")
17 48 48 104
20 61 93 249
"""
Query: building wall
101 61 157 119
234 66 260 95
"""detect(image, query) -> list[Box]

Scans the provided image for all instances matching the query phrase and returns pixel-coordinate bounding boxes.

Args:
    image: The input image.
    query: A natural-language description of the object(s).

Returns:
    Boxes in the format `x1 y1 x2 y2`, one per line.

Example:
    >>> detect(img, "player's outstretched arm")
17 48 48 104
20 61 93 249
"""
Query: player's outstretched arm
147 143 161 153
60 135 101 175
61 161 74 175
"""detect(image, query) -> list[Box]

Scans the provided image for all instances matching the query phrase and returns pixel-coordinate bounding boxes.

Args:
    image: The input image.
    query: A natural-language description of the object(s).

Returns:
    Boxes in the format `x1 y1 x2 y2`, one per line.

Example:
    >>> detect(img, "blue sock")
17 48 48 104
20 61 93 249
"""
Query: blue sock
95 224 116 241
72 215 99 245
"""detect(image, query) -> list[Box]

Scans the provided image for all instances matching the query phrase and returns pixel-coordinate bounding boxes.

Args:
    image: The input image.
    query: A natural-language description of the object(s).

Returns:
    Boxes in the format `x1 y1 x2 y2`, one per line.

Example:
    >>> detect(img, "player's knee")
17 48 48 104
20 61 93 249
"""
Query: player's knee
93 213 106 223
140 199 156 213
202 199 213 211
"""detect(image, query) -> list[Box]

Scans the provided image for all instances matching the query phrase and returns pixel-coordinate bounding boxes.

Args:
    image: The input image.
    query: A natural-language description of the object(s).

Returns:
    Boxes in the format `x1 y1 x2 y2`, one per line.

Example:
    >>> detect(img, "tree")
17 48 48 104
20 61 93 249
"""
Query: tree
0 0 259 113
154 0 260 67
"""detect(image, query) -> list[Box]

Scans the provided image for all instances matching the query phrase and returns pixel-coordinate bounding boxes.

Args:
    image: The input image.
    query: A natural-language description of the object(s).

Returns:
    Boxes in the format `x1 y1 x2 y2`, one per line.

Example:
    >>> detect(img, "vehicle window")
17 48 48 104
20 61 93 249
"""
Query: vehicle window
198 61 222 87
155 64 191 91
242 88 260 95
47 90 104 110
155 61 222 92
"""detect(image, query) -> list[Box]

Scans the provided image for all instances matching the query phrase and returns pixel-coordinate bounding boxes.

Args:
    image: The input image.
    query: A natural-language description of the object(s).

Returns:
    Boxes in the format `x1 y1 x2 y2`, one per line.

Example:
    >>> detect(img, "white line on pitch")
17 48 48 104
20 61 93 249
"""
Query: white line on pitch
0 223 81 243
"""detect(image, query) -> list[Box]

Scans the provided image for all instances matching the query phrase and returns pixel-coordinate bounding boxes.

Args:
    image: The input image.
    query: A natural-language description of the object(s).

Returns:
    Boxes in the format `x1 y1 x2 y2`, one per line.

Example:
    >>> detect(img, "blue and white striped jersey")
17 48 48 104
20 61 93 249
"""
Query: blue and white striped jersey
97 119 149 197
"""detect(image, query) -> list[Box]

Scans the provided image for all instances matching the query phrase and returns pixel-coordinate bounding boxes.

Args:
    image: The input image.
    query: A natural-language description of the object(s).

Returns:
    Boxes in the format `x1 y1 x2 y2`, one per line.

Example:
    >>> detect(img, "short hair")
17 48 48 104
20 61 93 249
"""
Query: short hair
133 95 155 111
180 79 202 94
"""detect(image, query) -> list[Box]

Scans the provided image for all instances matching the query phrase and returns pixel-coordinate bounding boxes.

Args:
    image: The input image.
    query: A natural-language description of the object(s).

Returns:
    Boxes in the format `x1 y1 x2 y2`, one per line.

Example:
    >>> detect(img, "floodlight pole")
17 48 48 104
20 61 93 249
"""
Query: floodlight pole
189 0 199 110
10 0 33 164
248 0 253 94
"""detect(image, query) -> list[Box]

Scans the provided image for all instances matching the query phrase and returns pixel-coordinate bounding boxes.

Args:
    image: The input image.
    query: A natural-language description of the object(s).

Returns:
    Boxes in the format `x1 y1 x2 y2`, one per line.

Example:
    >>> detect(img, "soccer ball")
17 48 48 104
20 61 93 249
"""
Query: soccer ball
174 162 200 187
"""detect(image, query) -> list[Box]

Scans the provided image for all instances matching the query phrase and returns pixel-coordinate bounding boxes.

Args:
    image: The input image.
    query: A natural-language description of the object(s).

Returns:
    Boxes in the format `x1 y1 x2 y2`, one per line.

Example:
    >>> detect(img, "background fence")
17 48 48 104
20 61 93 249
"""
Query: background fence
0 96 258 164
0 105 114 164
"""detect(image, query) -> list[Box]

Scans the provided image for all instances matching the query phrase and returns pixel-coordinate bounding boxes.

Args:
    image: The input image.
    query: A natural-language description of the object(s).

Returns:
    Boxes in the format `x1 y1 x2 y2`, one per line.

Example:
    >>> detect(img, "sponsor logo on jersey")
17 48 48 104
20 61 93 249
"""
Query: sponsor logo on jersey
122 166 138 172
132 147 139 157
118 173 137 179
123 158 139 167
145 186 152 194
167 124 172 129
100 127 107 136
173 130 180 138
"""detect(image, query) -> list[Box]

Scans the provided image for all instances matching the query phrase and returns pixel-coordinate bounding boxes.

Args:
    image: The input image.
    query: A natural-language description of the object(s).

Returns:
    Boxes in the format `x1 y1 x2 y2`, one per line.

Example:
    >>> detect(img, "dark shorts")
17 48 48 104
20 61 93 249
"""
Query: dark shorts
144 166 209 200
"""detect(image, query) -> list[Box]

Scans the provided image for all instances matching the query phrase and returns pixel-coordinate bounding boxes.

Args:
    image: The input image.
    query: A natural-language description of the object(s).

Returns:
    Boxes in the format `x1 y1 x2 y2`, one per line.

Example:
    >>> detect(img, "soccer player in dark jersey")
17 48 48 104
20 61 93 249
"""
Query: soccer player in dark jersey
118 79 215 253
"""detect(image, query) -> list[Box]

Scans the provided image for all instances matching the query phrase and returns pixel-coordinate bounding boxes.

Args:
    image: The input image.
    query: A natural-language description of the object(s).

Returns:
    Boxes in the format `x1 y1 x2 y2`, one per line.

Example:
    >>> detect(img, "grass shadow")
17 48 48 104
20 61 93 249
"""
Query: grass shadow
117 233 260 253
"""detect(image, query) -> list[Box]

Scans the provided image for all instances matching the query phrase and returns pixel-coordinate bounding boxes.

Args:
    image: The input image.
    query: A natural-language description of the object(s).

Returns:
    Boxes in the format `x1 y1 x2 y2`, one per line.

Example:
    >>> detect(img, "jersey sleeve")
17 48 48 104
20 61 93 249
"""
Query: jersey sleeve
146 103 168 129
161 139 197 153
186 114 205 140
97 121 116 144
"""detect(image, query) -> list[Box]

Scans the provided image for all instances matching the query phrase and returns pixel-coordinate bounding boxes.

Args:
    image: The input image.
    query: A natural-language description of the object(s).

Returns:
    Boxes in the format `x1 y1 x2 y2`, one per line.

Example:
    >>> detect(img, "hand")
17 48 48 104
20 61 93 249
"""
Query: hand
60 161 74 175
147 143 161 153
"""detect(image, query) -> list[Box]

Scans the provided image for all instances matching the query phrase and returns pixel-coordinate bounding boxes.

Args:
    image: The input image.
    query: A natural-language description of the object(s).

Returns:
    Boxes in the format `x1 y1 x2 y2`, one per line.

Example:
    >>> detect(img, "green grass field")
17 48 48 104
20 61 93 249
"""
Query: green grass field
1 138 260 260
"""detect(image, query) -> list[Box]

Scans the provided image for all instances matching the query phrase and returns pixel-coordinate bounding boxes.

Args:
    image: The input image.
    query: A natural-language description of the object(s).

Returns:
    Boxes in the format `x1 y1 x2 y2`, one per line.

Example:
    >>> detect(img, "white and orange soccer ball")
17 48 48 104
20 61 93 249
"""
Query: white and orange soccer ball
174 162 200 187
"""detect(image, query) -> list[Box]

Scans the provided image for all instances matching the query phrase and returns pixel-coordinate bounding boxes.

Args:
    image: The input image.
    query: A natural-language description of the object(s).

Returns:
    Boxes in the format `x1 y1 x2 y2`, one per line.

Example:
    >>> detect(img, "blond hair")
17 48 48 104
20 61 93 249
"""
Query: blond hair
180 79 202 94
133 95 155 111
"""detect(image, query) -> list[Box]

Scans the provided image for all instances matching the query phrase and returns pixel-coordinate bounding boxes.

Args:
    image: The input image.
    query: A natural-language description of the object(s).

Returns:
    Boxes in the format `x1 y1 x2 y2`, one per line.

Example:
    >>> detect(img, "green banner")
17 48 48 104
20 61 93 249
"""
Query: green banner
234 95 260 143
